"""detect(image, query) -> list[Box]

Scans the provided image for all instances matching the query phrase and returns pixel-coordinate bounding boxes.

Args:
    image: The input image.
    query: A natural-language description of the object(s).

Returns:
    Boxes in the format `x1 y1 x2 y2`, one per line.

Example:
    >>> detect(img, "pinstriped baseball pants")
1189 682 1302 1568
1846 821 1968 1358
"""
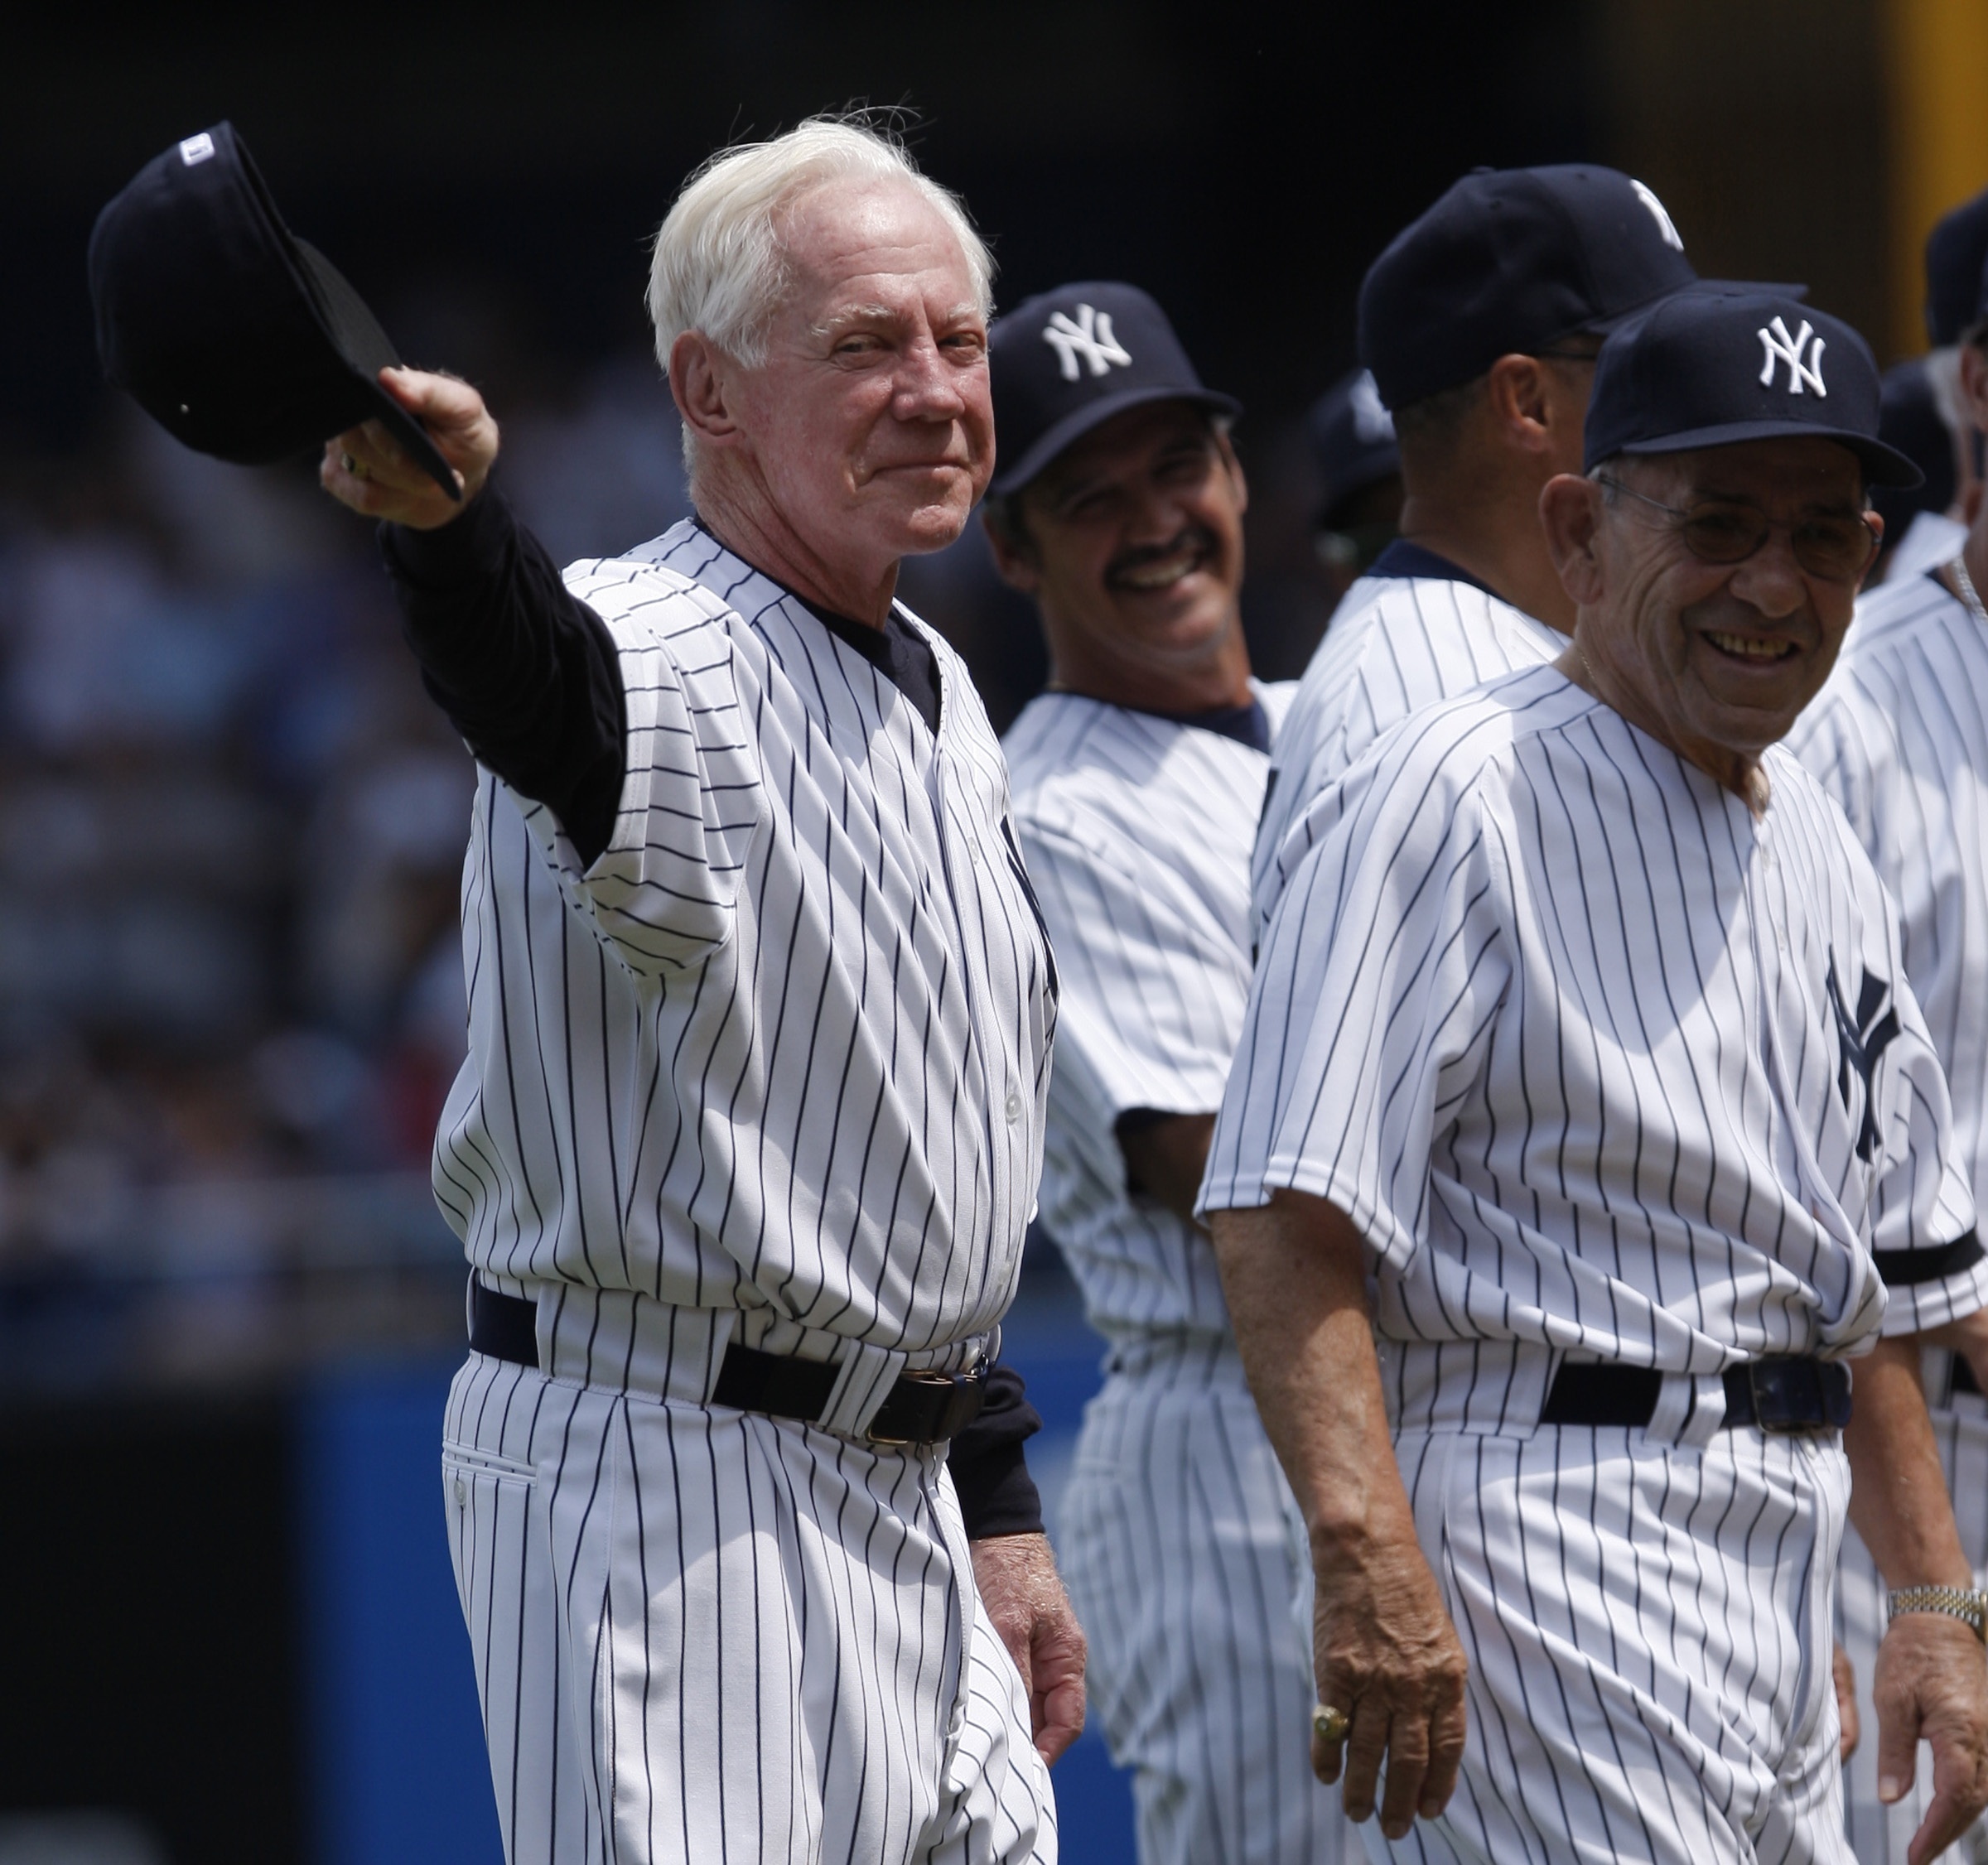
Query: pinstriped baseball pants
1374 1424 1853 1865
1056 1337 1346 1864
440 1352 1054 1865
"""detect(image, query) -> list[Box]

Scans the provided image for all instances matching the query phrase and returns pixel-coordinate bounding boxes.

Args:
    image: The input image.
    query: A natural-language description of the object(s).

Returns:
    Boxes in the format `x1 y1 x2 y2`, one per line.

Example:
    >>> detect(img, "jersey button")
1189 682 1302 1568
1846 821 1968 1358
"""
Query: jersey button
1004 1089 1021 1124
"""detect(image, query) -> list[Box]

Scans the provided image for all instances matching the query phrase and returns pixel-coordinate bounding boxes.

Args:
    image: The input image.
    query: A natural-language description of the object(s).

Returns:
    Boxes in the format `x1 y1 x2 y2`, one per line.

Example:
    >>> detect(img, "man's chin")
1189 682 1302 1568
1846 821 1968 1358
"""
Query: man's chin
878 494 974 558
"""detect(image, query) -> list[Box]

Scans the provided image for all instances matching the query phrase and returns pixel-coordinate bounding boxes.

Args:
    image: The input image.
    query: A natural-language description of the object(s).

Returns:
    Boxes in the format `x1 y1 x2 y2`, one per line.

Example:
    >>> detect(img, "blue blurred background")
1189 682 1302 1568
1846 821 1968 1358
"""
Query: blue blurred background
2 2 1980 1859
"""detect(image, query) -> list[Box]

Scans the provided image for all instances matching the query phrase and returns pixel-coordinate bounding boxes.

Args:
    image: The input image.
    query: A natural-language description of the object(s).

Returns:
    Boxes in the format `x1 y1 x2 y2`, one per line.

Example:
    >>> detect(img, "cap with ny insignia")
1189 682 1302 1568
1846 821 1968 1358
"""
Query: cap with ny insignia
1582 285 1922 487
987 282 1240 497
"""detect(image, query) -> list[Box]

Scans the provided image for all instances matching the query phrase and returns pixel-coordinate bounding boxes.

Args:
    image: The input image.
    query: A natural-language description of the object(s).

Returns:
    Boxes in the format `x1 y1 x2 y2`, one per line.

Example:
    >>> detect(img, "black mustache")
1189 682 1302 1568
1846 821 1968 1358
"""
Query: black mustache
1105 525 1218 585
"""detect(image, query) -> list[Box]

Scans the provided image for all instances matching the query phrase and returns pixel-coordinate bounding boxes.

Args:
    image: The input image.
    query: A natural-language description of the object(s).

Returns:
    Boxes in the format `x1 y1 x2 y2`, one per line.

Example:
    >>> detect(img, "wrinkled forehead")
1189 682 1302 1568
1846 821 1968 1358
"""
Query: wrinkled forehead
775 176 979 321
1609 436 1868 511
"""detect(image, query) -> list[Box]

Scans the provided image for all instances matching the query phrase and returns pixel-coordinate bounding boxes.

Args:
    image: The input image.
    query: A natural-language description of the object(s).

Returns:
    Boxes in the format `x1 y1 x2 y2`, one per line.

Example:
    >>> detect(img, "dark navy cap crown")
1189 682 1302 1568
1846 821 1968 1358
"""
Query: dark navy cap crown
987 282 1239 497
89 122 458 498
1358 165 1699 411
1924 186 1988 345
1583 287 1920 487
1307 369 1400 524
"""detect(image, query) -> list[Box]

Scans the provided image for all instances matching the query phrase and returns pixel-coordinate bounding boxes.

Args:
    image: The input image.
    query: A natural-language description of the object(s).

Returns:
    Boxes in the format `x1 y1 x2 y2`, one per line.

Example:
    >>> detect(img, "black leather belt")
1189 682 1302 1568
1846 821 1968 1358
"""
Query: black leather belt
1540 1356 1852 1433
468 1279 985 1446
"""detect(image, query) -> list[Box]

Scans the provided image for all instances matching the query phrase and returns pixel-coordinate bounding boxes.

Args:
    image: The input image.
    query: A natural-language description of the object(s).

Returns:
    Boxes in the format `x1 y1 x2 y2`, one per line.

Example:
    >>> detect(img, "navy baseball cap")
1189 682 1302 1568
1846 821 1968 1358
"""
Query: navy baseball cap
1358 165 1699 411
1923 186 1988 345
988 282 1240 497
1583 287 1921 488
89 121 459 499
1308 369 1401 525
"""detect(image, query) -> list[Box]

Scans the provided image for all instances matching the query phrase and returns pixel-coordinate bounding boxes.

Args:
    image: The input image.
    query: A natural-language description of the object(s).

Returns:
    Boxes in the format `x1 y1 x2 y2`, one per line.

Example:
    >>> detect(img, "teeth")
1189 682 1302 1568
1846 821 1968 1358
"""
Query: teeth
1706 630 1793 661
1118 553 1199 590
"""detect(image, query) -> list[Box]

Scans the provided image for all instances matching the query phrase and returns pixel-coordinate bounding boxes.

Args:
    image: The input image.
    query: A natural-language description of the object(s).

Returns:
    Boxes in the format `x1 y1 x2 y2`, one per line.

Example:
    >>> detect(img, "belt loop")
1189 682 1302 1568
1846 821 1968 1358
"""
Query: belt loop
1677 1372 1727 1449
818 1342 910 1438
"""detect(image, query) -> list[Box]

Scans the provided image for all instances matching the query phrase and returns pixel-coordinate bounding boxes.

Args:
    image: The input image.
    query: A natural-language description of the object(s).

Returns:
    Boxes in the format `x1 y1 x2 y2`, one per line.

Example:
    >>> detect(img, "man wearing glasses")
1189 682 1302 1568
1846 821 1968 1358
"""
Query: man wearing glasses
1792 248 1988 1865
1202 288 1988 1865
1253 164 1698 937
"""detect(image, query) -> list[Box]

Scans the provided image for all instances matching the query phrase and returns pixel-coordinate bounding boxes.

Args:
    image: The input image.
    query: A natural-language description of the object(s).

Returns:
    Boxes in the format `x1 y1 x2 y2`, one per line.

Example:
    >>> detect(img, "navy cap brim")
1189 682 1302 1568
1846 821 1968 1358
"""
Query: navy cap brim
1607 417 1923 489
293 239 461 499
1580 278 1810 338
988 384 1241 497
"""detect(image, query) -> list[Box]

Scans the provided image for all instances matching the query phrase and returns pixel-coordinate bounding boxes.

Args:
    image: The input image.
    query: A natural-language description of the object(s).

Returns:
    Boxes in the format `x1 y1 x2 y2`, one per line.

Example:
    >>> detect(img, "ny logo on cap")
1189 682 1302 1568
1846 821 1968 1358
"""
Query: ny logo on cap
1349 369 1395 443
1042 305 1132 382
1758 316 1827 397
1630 179 1685 253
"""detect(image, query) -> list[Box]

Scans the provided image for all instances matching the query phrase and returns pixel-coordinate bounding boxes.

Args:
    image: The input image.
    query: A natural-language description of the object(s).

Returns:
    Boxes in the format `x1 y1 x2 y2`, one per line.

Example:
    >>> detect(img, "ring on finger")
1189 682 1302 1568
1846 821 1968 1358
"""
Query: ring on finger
1312 1702 1351 1745
341 450 368 480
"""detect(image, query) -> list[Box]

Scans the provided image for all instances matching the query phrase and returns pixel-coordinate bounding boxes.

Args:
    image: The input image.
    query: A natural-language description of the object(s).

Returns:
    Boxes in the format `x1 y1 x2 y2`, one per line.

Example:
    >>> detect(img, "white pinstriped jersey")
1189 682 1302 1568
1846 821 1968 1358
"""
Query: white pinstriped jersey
432 519 1058 1361
1252 559 1563 938
1203 666 1988 1419
1002 684 1293 1339
1792 570 1988 1865
1790 570 1988 1219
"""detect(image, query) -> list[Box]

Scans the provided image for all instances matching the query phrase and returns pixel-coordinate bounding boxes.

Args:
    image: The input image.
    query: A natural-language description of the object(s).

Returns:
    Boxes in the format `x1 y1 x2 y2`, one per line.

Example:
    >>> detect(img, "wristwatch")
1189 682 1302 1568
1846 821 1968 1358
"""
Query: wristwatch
1888 1584 1988 1642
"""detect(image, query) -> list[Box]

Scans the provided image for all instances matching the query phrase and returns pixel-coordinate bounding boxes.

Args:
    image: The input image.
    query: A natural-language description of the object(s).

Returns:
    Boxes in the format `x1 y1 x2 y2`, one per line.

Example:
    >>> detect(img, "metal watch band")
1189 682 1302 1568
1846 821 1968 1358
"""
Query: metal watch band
1887 1584 1988 1643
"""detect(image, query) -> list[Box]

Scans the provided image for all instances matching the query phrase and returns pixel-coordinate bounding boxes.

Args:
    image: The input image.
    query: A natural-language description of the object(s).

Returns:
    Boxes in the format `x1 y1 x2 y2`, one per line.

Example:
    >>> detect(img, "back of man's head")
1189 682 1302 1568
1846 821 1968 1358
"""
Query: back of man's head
1360 166 1696 486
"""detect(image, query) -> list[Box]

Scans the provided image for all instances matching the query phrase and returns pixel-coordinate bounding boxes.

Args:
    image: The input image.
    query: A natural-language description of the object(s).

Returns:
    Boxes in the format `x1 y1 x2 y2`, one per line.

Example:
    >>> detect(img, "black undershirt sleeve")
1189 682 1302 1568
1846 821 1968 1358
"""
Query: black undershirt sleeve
374 489 1040 1537
379 487 627 868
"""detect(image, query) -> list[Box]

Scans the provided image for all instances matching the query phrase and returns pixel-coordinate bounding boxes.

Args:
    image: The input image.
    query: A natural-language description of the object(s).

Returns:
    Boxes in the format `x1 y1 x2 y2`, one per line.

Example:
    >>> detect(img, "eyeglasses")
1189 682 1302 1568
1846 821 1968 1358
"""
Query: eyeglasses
1594 477 1881 584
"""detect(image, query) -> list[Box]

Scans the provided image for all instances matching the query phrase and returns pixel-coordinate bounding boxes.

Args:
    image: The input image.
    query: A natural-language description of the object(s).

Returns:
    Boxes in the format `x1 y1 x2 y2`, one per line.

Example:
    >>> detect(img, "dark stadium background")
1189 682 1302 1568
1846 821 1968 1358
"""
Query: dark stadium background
0 5 1966 1860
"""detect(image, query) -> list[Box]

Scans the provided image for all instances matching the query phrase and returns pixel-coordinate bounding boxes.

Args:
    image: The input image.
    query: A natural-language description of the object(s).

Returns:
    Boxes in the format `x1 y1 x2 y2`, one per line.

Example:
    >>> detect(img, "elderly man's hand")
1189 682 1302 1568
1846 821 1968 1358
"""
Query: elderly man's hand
319 367 499 528
969 1532 1087 1765
1313 1528 1470 1839
1873 1610 1988 1865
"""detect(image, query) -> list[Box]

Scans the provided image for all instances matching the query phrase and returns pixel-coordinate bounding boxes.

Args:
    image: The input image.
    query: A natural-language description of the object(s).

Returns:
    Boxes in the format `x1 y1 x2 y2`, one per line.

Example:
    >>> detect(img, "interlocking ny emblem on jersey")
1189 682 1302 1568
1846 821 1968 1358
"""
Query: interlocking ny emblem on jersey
1758 316 1827 397
1828 956 1900 1162
1042 305 1133 381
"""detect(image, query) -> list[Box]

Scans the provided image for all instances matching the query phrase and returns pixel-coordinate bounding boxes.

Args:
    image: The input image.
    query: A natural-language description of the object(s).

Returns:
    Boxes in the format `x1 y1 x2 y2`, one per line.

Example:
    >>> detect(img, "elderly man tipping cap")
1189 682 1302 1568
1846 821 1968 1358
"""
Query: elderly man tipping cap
316 118 1081 1865
1200 287 1988 1864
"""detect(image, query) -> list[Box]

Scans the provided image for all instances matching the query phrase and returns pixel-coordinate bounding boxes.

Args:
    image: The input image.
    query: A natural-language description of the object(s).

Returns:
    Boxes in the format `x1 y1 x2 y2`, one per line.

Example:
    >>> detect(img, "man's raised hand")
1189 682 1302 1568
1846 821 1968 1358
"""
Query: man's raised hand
320 367 499 528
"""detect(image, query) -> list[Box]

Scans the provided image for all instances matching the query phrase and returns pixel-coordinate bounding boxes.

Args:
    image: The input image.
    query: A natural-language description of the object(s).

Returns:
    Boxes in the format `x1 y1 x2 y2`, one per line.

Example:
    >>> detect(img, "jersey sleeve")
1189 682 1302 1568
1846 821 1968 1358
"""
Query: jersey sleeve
1200 739 1512 1275
1017 819 1246 1127
523 563 765 979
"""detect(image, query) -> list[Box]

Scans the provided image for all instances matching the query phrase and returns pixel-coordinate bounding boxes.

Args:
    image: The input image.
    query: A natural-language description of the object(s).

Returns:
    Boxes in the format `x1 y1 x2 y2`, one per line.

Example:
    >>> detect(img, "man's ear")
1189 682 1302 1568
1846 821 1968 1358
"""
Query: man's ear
671 331 741 452
1214 426 1250 518
982 505 1042 595
1484 354 1554 455
1958 344 1988 436
1539 473 1607 607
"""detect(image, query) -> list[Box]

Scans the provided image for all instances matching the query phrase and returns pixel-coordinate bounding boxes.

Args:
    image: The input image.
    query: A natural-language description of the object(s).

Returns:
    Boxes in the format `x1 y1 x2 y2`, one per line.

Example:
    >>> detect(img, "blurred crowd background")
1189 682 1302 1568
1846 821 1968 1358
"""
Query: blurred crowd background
5 3 1988 1861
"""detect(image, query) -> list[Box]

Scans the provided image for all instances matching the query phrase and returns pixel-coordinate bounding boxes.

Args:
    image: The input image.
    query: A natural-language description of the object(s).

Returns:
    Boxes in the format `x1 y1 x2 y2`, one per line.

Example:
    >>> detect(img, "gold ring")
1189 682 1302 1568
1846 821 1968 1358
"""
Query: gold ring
341 451 367 480
1312 1703 1350 1744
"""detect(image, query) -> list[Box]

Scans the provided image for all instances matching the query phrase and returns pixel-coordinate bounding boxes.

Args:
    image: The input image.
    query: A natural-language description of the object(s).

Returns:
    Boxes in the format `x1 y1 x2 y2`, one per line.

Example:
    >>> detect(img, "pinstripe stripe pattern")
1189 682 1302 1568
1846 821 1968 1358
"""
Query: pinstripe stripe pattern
1057 1340 1334 1865
430 518 1059 1860
1204 663 1988 1860
1252 571 1563 940
1003 685 1292 1338
443 1352 1052 1865
1207 664 1985 1381
1790 571 1988 1865
1389 1424 1852 1865
433 518 1056 1379
1002 689 1344 1862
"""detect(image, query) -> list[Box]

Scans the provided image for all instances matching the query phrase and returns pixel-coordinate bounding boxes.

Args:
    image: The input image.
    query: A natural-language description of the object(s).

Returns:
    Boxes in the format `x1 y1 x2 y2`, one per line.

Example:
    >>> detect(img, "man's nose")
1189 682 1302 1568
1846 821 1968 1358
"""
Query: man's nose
892 339 967 418
1725 528 1810 618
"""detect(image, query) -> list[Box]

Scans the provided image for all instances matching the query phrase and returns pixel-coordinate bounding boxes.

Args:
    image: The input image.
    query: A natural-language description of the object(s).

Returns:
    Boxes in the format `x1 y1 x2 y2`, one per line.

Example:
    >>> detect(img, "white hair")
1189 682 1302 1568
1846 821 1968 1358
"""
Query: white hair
647 115 994 459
